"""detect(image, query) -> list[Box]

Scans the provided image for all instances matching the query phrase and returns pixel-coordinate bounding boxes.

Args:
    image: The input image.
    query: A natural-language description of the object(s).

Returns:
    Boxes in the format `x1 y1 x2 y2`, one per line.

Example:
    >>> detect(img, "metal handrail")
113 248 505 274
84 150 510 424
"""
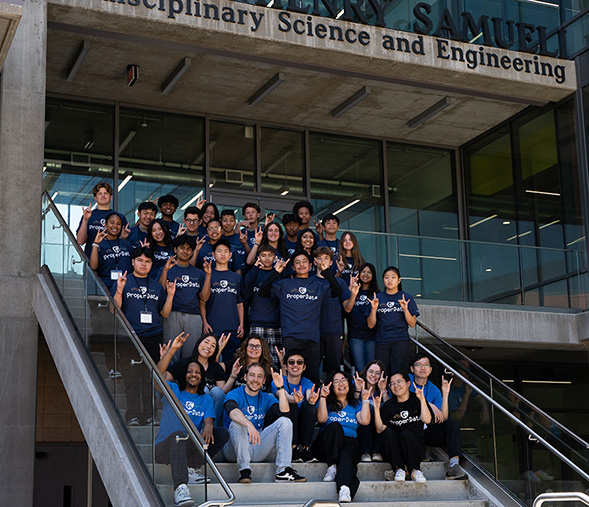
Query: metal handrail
415 320 589 451
41 191 235 507
533 491 589 506
407 334 589 485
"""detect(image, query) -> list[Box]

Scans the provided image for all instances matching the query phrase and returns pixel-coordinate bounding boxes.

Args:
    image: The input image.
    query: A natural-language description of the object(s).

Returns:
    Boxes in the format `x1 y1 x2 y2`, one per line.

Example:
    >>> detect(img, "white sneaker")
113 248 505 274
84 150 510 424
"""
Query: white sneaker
323 464 337 482
394 469 406 482
339 485 352 503
411 469 427 483
360 453 372 462
174 484 194 507
188 467 211 484
372 453 383 462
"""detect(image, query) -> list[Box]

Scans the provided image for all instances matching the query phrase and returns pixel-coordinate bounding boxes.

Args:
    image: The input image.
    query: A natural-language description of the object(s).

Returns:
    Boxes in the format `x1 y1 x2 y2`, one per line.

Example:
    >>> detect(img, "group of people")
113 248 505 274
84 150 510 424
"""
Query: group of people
76 183 467 507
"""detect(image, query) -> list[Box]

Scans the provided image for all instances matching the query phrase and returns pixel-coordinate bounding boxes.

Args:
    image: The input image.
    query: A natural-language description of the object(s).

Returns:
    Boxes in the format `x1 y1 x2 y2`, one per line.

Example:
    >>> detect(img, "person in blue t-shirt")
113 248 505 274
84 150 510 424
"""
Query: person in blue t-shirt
258 250 343 385
223 363 306 484
201 239 244 364
281 213 301 257
89 212 133 290
317 213 340 258
240 202 262 250
335 231 365 285
245 222 289 266
293 200 322 242
198 202 219 238
194 220 241 274
76 182 129 258
155 332 229 506
244 244 282 368
366 266 419 375
314 247 354 374
146 219 174 281
271 350 319 464
127 201 158 248
313 371 371 503
409 352 466 480
157 194 181 239
159 234 211 361
221 209 249 272
111 247 176 426
347 263 379 372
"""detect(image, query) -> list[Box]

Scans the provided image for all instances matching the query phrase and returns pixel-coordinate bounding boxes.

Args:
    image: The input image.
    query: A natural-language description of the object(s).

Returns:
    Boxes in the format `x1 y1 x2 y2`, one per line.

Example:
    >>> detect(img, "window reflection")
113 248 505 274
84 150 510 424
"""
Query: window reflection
260 127 305 197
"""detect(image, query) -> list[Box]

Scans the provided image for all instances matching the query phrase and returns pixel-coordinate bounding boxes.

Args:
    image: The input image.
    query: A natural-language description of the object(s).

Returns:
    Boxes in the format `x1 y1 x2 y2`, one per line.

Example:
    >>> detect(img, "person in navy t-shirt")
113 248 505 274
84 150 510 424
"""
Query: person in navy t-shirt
157 194 181 239
221 209 249 272
146 219 174 281
317 213 340 258
281 213 302 257
366 266 419 375
258 250 342 385
194 220 242 274
111 246 176 426
76 182 128 258
240 202 262 250
201 239 244 364
159 234 211 361
155 332 229 503
89 212 133 290
313 371 371 503
127 201 158 248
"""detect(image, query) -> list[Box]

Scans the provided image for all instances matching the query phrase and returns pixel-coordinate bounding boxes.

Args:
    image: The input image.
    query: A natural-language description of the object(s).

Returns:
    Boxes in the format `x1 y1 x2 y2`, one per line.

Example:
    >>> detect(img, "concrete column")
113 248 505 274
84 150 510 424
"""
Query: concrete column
0 0 46 505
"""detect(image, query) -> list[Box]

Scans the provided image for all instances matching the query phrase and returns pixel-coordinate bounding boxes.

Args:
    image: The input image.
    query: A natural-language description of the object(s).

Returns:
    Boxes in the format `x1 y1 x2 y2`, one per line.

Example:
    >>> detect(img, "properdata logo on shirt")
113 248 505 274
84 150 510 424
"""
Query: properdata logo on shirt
211 280 238 294
327 411 357 425
126 287 160 301
184 401 205 418
245 406 264 422
175 275 201 289
103 250 131 260
286 286 318 301
378 301 403 314
389 411 420 427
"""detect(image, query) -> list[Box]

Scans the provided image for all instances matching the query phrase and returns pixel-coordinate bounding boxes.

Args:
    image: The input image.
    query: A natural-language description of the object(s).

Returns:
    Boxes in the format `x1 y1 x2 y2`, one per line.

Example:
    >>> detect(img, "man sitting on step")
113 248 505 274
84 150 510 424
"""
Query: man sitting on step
222 362 307 484
409 352 467 480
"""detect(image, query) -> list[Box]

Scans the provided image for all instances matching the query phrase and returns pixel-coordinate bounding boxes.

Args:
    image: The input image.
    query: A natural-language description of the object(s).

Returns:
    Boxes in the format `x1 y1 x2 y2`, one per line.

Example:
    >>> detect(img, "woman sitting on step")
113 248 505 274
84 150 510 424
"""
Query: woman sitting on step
155 332 229 507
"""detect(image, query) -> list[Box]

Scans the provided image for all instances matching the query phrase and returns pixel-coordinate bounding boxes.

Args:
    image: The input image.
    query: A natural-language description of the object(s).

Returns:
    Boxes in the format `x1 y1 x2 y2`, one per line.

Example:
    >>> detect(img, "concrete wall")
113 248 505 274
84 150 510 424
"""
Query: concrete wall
0 0 46 505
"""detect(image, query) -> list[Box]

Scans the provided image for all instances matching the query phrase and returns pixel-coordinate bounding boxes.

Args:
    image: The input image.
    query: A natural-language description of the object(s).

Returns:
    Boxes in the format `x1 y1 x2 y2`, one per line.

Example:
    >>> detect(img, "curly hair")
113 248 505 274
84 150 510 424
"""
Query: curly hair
177 360 206 394
233 335 273 376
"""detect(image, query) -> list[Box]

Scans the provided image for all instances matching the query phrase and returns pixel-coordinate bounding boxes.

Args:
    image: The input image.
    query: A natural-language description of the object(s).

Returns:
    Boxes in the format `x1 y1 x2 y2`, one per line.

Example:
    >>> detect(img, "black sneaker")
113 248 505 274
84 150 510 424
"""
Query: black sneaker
275 466 307 482
301 449 317 463
446 463 467 480
292 446 303 463
238 469 252 484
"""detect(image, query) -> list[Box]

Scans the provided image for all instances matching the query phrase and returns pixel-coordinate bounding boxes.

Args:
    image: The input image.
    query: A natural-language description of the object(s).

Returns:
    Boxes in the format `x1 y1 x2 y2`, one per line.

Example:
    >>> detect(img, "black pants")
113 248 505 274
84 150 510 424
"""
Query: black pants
357 418 381 455
287 401 316 447
155 427 229 490
312 422 361 498
320 334 343 375
381 428 425 472
375 340 410 376
424 419 461 458
282 337 320 385
121 334 162 421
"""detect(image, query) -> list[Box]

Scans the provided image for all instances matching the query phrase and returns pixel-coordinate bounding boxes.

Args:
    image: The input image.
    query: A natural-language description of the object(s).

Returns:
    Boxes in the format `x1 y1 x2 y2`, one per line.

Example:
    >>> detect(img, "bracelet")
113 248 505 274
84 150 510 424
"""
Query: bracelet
254 242 260 247
362 400 370 404
92 243 99 248
275 386 285 391
230 375 237 380
320 396 327 399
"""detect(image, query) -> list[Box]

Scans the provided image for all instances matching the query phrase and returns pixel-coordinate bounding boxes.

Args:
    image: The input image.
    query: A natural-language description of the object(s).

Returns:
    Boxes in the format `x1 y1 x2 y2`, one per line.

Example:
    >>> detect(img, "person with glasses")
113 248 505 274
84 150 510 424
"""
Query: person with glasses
181 206 202 239
271 350 319 463
200 239 244 363
222 335 274 393
373 371 433 483
313 371 371 503
409 352 466 479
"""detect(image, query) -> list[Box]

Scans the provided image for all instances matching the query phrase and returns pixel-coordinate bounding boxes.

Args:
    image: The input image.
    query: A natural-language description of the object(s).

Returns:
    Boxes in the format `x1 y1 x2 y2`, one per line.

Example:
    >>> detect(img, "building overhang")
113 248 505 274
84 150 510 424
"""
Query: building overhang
0 0 22 71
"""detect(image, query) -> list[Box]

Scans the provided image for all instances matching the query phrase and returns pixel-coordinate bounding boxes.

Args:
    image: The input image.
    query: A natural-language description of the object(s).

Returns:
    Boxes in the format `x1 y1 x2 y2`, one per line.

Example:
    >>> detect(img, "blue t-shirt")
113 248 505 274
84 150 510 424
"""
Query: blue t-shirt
271 275 331 343
285 238 297 257
339 256 357 285
196 241 241 273
127 226 148 248
110 274 167 338
162 219 180 239
223 234 247 272
320 277 351 336
166 264 206 314
322 403 362 438
150 244 175 280
155 381 215 444
318 238 340 258
206 269 243 334
77 209 128 258
409 374 443 410
244 267 280 328
224 386 278 430
364 290 419 343
271 375 314 408
94 238 133 290
348 289 377 341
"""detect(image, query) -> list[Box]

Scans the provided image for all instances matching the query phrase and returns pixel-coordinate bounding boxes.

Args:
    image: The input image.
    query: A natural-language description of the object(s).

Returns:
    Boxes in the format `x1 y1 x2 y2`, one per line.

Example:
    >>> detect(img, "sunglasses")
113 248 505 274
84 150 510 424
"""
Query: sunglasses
288 359 304 366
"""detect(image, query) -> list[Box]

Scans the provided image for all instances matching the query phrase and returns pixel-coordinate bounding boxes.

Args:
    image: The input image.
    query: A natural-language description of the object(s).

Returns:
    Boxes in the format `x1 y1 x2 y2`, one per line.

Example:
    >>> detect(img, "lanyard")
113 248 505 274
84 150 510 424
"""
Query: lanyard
105 238 120 268
132 274 150 311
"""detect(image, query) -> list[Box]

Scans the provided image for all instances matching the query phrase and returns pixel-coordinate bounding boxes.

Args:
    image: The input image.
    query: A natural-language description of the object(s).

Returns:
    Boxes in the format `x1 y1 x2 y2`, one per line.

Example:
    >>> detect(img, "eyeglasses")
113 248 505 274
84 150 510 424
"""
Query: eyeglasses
390 379 407 387
332 379 348 385
366 369 381 376
413 362 431 369
185 219 199 224
247 344 262 350
288 360 304 366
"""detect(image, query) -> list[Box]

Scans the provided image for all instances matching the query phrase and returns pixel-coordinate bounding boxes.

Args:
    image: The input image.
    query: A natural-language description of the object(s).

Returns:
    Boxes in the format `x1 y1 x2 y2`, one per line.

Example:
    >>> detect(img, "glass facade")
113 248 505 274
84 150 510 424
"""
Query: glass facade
43 94 587 309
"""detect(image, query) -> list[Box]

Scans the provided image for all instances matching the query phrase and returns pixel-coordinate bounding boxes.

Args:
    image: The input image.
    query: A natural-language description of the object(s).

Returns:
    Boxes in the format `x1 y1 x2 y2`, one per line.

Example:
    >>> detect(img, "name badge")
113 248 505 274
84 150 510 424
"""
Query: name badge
140 311 153 324
111 270 122 280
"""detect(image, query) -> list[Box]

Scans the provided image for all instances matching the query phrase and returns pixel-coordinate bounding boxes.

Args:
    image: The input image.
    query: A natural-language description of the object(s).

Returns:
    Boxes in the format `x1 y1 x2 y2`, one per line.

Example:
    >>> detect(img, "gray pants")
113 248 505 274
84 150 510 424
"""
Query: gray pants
164 311 202 361
223 417 293 473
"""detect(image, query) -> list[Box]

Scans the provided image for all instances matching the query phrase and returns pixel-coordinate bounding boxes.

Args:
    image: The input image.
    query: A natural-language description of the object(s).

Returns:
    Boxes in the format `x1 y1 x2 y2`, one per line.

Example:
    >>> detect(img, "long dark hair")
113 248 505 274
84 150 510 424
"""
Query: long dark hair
201 203 220 226
191 332 219 362
177 360 206 394
325 370 359 413
358 262 379 294
383 265 403 292
260 222 289 260
147 219 173 248
295 228 317 254
360 359 387 395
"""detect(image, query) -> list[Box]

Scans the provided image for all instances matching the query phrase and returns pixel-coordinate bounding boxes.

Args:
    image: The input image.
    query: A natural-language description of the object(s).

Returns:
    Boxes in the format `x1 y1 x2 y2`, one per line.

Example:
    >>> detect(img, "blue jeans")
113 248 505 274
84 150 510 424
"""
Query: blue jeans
349 338 375 373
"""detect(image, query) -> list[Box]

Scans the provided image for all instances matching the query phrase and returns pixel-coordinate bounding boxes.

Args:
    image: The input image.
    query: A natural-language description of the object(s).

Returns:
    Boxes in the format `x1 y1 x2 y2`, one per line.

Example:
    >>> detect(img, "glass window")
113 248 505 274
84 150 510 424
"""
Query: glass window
118 108 204 224
209 120 255 193
260 127 305 197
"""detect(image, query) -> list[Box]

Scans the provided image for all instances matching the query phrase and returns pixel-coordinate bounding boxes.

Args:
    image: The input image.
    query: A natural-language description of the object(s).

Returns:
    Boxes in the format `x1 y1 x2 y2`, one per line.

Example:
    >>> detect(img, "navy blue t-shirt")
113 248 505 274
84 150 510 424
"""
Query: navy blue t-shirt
364 290 419 343
77 209 128 258
196 241 240 273
340 256 357 285
151 244 174 281
285 238 297 257
348 289 377 341
206 269 243 334
319 277 351 336
166 264 206 314
111 274 167 338
162 219 180 239
244 267 280 328
94 238 133 290
271 275 331 343
127 226 148 249
318 238 340 258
